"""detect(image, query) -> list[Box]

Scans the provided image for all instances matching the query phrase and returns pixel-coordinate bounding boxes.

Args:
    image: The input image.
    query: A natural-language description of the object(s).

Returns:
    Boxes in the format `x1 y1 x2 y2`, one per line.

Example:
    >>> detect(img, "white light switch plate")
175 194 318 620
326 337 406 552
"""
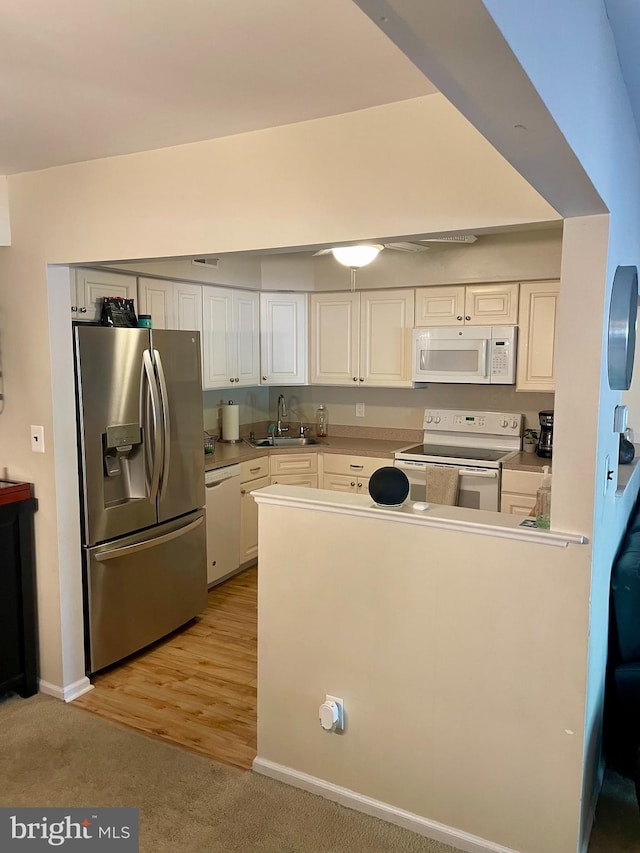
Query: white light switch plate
31 424 45 453
356 403 365 417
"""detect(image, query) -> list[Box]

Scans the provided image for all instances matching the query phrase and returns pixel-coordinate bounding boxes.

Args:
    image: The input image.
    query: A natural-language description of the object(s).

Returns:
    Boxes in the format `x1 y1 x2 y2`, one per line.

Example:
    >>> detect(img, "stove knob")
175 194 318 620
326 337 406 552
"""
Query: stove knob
501 419 509 428
426 415 433 424
510 419 518 429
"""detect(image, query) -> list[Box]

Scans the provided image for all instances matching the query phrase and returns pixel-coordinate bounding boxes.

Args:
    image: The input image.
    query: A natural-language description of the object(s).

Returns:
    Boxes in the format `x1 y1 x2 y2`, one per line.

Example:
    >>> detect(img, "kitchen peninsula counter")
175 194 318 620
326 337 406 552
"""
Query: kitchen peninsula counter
253 483 591 853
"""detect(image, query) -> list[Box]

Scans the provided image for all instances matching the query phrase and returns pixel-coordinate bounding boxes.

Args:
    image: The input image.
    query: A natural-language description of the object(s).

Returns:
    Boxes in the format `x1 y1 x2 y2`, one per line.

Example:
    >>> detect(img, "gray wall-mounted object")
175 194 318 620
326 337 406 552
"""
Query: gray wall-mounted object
608 265 638 390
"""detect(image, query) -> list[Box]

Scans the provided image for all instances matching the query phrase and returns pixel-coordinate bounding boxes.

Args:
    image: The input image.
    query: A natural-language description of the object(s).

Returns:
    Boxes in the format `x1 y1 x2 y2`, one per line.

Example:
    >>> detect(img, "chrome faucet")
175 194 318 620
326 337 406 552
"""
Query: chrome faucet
276 394 289 436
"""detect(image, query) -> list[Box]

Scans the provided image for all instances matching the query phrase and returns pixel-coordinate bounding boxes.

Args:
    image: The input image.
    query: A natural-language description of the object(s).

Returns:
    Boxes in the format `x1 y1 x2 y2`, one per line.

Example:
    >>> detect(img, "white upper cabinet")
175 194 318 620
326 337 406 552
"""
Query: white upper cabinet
202 286 259 389
260 292 308 385
516 280 560 392
72 268 137 322
310 293 359 385
138 278 203 332
310 289 414 387
415 283 519 326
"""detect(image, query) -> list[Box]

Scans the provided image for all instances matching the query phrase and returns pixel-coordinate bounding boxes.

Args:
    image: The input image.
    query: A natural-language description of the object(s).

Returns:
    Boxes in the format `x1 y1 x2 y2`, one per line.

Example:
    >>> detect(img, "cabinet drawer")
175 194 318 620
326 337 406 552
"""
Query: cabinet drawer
240 456 269 483
270 452 318 476
501 469 543 496
270 473 318 488
322 453 387 478
501 493 537 516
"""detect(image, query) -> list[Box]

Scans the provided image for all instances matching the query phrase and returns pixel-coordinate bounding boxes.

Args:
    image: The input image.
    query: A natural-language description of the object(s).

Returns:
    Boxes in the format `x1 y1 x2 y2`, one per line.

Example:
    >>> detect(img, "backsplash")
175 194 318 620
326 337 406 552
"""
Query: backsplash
268 385 555 435
203 384 554 439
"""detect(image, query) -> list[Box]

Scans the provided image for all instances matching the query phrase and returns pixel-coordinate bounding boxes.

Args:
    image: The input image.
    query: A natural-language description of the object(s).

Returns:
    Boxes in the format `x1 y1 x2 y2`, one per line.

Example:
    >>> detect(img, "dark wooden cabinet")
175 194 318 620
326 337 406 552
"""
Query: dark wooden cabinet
0 481 38 697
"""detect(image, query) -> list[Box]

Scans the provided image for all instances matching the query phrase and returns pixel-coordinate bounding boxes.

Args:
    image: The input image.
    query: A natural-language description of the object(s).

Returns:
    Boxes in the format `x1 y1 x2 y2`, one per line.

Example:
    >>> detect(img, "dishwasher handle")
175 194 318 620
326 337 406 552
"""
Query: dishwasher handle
205 464 241 487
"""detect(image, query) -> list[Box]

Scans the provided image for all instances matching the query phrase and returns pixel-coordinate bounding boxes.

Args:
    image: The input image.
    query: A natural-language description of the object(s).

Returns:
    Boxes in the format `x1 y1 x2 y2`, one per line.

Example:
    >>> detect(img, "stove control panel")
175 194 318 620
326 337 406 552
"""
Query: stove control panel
423 409 522 434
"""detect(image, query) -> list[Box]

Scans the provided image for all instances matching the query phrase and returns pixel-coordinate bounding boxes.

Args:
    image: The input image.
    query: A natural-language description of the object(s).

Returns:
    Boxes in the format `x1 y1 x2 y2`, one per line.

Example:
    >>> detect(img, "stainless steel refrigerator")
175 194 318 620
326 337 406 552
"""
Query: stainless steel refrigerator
74 325 207 673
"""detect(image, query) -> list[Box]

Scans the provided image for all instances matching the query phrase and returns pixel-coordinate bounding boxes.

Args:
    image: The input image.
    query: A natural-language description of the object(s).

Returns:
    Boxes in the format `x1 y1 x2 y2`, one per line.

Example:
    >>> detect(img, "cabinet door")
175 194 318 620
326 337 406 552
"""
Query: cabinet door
516 281 560 392
359 289 415 387
138 278 174 329
233 290 260 387
176 283 203 333
414 286 464 326
501 493 537 516
240 474 269 565
74 269 137 322
310 293 359 385
260 292 308 385
322 472 357 493
465 283 518 325
202 286 234 389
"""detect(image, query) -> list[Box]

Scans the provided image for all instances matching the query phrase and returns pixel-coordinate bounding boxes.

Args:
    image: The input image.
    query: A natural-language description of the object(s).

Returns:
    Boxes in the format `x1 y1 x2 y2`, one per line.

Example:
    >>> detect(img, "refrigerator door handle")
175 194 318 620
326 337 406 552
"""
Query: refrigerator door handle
94 516 204 562
142 349 162 502
154 348 172 502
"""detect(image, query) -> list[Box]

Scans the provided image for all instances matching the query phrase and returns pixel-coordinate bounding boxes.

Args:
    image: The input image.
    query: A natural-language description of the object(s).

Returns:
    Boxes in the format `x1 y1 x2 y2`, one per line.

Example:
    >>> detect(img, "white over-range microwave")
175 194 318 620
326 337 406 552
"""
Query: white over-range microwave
412 325 517 384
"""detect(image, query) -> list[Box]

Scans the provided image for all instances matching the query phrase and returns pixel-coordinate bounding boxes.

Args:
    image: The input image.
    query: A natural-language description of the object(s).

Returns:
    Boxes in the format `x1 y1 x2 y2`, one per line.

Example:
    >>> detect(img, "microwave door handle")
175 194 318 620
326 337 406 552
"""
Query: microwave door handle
141 349 162 501
480 340 489 377
154 348 171 502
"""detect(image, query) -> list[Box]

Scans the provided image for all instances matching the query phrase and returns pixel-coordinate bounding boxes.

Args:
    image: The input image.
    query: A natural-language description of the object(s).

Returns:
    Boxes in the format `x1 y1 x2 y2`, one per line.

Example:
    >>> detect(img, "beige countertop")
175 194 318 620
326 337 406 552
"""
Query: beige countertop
502 452 552 473
204 435 408 472
205 439 555 474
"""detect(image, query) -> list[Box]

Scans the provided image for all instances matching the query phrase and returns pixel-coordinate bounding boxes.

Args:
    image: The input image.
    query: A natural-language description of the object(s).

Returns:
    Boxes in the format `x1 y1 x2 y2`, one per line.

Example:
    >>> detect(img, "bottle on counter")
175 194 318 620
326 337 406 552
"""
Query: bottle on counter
315 404 328 438
535 465 552 529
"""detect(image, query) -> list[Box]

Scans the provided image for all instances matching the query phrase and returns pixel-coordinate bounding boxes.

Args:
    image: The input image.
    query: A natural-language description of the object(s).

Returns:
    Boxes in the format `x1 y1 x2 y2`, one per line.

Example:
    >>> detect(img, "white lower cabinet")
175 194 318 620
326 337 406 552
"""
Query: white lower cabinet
240 457 270 567
270 453 318 487
500 468 543 515
321 454 388 492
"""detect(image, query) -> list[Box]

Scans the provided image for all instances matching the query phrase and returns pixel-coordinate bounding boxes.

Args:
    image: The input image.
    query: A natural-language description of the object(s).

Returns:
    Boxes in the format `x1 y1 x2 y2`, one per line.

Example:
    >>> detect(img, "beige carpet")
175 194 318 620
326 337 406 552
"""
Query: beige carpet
1 693 638 852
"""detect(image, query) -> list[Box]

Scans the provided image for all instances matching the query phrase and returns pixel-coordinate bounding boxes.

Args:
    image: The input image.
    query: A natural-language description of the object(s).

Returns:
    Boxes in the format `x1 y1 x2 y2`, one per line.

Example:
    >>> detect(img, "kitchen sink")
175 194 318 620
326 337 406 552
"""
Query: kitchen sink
246 436 324 448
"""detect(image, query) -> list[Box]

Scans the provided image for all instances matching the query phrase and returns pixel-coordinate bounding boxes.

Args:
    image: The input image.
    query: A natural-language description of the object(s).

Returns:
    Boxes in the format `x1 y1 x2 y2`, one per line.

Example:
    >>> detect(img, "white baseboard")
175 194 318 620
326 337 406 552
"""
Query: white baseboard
39 676 93 703
253 757 518 853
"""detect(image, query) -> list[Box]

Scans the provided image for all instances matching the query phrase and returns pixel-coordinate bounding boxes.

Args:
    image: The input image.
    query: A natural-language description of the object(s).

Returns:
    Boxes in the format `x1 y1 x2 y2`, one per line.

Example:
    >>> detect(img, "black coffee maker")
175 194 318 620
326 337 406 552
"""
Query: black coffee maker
536 410 554 458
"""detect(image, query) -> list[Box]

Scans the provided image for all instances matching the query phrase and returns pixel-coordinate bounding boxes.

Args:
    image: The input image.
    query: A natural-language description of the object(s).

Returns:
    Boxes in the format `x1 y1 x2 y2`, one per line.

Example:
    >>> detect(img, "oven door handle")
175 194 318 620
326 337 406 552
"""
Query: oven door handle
456 468 498 478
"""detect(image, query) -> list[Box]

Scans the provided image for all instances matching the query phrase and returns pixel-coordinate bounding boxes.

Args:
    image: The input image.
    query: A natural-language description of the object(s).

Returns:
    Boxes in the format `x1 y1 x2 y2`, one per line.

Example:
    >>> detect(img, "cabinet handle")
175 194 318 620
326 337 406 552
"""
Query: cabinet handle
465 316 471 321
235 377 240 382
457 315 463 321
350 481 356 487
349 464 363 469
353 376 358 382
71 306 78 312
229 378 235 383
262 376 267 381
250 467 261 473
359 377 364 382
357 482 363 488
241 489 246 495
80 307 87 313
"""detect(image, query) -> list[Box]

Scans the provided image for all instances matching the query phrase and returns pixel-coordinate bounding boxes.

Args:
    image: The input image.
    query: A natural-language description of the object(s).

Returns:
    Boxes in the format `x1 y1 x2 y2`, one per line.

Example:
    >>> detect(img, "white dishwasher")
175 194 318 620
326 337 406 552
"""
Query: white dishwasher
205 464 241 587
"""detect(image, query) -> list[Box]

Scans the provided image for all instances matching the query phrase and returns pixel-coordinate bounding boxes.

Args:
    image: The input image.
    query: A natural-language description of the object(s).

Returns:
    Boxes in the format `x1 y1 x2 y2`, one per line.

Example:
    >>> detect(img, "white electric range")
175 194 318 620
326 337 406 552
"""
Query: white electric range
394 409 523 511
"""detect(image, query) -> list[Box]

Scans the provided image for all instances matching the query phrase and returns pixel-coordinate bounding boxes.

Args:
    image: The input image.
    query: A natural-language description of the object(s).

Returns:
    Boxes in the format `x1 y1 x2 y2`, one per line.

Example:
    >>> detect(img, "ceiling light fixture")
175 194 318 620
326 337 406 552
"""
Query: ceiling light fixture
331 244 383 268
330 244 383 292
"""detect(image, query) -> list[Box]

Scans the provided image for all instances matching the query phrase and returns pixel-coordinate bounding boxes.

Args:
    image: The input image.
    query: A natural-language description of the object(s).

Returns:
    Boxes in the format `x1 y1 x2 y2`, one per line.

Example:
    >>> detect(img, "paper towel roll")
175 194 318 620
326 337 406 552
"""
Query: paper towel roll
221 403 240 442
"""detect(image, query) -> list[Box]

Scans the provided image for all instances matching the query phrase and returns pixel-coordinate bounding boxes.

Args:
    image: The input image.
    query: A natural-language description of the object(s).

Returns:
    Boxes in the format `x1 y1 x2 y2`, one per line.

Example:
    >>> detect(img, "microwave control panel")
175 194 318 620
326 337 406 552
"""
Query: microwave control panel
490 329 516 382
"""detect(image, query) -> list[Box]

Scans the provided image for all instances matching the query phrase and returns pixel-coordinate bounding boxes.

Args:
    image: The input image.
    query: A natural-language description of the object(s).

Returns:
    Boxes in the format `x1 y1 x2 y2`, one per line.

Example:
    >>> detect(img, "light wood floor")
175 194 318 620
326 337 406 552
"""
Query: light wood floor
73 565 257 770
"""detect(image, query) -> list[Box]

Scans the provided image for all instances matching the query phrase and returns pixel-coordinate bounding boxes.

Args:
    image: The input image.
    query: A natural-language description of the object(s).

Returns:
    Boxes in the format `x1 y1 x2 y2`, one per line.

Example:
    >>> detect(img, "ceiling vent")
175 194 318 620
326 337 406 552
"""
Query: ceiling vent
192 257 220 268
